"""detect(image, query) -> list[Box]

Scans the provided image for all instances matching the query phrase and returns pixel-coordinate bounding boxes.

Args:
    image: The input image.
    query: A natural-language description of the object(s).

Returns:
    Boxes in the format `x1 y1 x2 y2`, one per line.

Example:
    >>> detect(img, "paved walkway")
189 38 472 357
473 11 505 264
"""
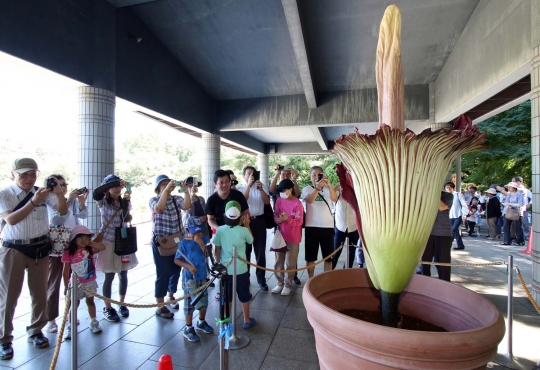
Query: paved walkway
1 223 539 369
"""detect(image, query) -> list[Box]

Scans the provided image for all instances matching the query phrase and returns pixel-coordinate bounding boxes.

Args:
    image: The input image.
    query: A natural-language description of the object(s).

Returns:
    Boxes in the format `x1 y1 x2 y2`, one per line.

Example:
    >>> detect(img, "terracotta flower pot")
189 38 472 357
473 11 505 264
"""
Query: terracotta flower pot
303 268 505 369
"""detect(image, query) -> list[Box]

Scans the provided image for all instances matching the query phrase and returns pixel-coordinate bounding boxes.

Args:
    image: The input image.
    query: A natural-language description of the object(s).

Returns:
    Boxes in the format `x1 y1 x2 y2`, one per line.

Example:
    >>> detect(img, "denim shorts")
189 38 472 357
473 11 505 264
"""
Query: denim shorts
226 272 252 303
183 279 208 315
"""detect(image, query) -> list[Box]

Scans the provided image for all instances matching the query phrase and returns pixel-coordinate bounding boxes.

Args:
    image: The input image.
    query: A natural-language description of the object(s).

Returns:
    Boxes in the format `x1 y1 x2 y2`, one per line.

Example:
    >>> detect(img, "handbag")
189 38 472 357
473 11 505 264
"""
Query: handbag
114 222 138 256
92 208 121 244
156 197 184 256
269 229 287 252
505 207 520 221
48 224 71 256
264 203 276 229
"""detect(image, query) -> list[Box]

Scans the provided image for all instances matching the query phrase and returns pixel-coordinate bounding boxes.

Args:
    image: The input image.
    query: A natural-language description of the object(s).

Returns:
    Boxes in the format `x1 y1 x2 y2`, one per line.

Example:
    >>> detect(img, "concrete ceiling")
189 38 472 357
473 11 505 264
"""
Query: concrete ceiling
115 0 479 101
104 0 481 153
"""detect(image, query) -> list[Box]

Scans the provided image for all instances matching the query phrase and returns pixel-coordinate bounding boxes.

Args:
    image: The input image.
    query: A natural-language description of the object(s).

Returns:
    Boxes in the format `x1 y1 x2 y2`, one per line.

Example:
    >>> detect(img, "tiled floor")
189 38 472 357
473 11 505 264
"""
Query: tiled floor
2 223 539 369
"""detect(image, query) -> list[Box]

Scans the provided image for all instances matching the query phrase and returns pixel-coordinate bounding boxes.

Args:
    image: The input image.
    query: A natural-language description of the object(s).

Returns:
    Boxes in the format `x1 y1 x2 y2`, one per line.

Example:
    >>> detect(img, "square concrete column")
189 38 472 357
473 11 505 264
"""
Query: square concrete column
201 133 220 200
257 154 269 186
532 45 540 303
78 86 115 233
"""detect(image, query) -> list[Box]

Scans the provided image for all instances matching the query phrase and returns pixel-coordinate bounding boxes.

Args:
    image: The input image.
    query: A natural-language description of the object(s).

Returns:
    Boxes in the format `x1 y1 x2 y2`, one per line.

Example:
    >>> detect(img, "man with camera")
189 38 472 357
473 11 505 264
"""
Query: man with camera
0 158 68 360
269 164 300 199
237 166 271 290
301 166 338 278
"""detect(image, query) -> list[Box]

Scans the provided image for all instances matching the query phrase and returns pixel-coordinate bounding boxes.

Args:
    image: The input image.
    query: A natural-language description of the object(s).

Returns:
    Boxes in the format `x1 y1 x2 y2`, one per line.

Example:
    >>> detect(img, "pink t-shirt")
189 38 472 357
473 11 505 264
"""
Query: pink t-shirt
274 197 304 244
61 248 98 284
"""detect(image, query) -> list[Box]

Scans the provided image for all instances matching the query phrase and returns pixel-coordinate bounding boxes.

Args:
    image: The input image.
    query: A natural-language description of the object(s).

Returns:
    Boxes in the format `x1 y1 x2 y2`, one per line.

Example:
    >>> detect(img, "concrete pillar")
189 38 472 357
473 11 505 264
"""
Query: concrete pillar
78 86 116 233
531 0 540 303
257 154 269 186
201 133 220 200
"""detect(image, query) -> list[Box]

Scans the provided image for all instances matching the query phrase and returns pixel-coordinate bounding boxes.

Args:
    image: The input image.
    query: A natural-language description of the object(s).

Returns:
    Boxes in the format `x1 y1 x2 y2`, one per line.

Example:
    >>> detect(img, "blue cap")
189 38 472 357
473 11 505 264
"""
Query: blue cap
154 175 170 193
185 216 203 234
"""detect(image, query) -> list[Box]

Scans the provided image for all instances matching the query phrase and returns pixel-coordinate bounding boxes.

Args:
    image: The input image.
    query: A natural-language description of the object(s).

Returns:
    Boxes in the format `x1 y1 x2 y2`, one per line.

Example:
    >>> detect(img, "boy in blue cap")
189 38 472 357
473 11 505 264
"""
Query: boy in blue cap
213 201 256 329
174 216 214 342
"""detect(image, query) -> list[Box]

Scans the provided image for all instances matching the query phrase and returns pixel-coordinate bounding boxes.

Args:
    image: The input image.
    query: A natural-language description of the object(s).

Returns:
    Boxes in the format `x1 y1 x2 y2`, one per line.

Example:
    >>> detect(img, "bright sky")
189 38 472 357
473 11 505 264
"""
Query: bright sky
0 51 200 152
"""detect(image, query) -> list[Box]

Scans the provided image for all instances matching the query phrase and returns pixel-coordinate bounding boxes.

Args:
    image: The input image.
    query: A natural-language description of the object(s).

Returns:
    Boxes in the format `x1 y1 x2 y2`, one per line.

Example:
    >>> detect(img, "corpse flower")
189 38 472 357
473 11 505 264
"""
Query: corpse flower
332 5 486 327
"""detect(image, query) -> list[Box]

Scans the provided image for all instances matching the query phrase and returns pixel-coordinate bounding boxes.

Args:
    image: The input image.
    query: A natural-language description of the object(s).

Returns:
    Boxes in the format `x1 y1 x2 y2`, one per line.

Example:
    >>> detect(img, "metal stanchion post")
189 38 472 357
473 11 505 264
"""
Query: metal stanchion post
228 247 250 350
345 237 350 269
493 255 528 370
70 272 78 370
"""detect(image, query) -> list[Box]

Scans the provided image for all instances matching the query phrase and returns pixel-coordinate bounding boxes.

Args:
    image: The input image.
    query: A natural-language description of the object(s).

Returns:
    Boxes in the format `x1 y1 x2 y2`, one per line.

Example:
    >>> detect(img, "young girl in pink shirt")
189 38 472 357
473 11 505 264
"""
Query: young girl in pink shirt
271 179 304 296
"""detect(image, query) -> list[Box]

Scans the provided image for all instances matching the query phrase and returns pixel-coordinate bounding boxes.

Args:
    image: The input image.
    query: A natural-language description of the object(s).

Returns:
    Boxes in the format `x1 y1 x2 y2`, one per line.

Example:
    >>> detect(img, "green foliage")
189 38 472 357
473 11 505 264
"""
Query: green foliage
459 101 531 189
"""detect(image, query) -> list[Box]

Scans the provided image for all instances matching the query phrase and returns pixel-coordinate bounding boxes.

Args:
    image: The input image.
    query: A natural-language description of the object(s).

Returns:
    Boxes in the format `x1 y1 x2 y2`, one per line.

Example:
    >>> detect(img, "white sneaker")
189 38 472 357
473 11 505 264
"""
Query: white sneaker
46 320 58 333
271 285 283 294
89 319 102 334
64 324 71 340
281 286 291 296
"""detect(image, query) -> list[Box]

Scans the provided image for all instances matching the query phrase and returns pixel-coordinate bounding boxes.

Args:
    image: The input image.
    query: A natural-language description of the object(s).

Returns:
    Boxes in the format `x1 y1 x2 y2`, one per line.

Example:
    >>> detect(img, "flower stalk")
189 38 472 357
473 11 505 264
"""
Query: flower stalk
333 5 487 327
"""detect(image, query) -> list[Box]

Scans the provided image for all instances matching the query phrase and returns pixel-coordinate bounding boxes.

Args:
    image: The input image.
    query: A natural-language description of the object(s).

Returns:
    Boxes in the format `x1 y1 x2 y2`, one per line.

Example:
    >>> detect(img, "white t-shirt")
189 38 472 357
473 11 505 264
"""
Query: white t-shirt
334 192 357 233
301 186 334 228
236 184 269 216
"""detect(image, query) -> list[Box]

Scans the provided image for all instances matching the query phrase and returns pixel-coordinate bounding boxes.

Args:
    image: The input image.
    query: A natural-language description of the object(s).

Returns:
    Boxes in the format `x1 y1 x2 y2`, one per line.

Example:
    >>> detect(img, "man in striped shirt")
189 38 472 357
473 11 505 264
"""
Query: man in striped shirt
0 158 67 360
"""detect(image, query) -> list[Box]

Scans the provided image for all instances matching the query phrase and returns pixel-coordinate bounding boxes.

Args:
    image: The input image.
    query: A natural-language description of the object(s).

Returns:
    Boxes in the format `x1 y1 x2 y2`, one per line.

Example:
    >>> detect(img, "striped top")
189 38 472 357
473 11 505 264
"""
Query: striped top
0 183 58 240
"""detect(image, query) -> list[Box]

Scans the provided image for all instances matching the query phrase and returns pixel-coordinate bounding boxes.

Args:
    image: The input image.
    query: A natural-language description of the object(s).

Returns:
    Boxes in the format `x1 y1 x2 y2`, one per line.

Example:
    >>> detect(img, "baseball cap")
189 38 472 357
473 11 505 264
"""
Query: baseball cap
12 158 39 173
185 216 203 234
70 225 94 242
224 200 242 226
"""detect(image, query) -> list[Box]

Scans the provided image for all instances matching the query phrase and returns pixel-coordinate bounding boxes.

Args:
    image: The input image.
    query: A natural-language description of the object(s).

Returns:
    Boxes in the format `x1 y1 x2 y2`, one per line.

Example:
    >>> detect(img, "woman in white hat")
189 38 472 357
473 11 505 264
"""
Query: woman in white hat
500 182 526 246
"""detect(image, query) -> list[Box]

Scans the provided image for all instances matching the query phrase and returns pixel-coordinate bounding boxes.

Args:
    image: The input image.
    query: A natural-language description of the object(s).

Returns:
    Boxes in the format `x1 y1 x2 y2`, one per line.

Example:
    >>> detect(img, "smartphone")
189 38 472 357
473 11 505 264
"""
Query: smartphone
125 184 132 194
76 187 88 195
317 173 323 181
253 170 261 182
192 176 198 186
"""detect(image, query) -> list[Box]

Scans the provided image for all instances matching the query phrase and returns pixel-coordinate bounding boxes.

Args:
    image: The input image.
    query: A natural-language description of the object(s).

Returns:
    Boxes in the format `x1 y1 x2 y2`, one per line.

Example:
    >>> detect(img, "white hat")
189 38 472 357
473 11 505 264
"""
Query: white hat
506 182 519 189
486 188 497 195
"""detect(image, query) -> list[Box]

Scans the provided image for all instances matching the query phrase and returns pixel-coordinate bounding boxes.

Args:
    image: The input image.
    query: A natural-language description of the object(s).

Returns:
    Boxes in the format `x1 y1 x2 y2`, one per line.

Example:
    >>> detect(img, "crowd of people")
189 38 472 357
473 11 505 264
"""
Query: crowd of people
0 155 529 358
420 176 531 282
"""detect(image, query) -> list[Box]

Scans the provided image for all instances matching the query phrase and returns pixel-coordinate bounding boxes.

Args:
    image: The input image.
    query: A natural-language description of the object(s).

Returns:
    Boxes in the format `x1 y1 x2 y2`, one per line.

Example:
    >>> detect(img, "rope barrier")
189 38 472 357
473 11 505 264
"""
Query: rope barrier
49 295 71 370
237 245 343 273
80 278 214 308
79 258 232 308
515 267 540 315
419 261 504 267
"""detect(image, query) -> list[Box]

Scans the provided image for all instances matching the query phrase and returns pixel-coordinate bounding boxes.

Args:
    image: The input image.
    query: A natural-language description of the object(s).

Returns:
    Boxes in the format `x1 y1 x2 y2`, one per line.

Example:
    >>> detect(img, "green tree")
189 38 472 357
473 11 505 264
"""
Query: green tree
460 101 531 188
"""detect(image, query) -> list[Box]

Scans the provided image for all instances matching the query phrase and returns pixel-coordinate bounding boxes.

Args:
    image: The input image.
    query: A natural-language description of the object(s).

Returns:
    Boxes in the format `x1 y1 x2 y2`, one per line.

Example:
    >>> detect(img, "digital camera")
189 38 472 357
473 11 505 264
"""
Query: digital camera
231 179 239 186
276 165 284 171
46 177 57 191
76 187 88 195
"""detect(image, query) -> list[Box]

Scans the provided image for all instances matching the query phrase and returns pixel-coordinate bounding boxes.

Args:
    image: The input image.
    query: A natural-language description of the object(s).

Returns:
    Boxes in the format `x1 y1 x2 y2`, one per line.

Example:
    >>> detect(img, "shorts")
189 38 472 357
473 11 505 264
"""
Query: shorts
305 227 334 262
69 280 98 301
226 272 252 303
183 279 208 315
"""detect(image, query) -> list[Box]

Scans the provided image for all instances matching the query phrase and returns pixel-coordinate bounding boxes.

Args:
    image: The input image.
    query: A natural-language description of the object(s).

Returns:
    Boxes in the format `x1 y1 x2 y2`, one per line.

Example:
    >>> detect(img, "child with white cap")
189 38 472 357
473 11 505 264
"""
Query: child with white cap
213 201 256 329
61 225 106 340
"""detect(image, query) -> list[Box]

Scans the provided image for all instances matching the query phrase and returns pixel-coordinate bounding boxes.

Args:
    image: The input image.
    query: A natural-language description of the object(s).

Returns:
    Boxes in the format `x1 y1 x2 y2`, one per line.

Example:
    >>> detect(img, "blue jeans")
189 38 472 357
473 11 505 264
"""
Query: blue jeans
152 239 181 298
450 218 465 248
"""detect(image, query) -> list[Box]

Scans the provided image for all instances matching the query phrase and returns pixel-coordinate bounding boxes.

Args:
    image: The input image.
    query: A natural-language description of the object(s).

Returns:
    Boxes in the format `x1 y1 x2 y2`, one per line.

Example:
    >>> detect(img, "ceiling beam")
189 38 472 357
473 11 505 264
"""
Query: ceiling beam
310 126 329 151
281 0 317 109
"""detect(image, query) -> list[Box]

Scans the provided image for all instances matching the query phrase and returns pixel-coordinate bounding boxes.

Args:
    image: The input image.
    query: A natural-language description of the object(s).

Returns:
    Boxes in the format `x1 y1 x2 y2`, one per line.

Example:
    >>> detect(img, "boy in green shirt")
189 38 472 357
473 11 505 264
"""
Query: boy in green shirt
213 201 256 329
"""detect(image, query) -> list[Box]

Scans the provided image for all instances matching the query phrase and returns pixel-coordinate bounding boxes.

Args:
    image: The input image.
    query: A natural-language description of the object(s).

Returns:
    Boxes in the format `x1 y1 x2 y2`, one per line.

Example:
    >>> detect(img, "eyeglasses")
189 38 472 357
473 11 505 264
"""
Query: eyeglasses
18 172 37 179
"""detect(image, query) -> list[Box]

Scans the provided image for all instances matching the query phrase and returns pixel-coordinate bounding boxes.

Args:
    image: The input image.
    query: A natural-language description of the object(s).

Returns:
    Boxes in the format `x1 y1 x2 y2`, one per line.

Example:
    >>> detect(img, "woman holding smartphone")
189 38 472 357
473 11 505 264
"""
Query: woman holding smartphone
45 174 89 333
93 174 138 322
